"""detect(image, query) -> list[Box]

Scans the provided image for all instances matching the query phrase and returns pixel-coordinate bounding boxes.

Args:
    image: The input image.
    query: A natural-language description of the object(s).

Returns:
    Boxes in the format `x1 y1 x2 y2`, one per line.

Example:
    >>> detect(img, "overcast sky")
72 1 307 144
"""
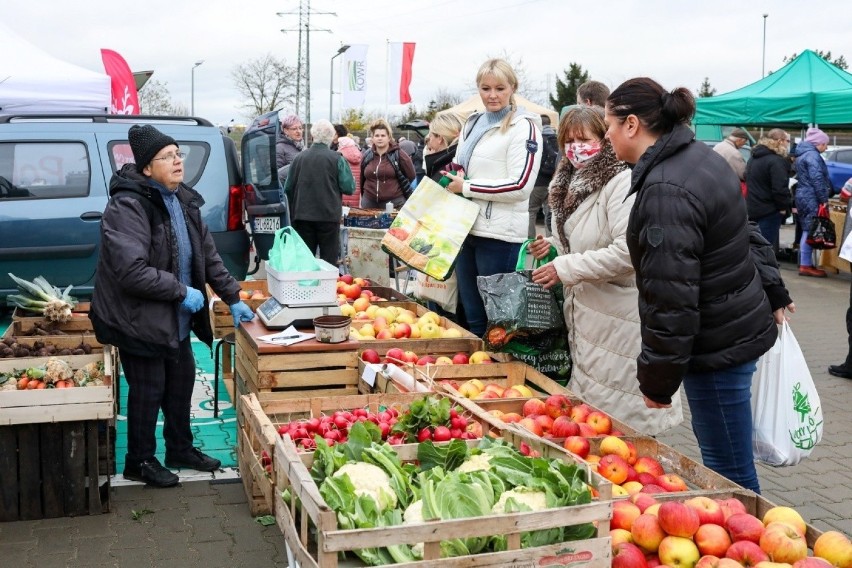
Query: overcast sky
5 0 852 126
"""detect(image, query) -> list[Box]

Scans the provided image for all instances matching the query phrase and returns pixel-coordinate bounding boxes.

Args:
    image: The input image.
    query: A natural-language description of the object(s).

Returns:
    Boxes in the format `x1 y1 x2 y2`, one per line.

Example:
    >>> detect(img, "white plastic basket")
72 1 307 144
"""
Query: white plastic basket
264 259 338 306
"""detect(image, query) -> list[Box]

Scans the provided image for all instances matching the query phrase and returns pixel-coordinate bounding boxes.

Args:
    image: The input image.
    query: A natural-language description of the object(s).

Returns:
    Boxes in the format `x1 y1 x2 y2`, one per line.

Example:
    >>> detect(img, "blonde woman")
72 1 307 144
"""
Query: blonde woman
423 110 466 182
745 128 792 249
444 59 542 336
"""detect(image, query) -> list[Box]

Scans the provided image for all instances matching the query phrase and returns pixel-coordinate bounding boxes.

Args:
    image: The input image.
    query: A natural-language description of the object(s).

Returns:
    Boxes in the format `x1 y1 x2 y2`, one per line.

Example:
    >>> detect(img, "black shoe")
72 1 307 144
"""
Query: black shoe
164 448 221 472
123 458 179 488
828 364 852 379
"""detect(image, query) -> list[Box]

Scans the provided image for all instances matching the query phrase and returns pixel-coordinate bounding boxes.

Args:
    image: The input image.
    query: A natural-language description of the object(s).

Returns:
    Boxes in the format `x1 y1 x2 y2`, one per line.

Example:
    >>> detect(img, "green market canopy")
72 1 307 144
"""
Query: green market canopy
693 50 852 127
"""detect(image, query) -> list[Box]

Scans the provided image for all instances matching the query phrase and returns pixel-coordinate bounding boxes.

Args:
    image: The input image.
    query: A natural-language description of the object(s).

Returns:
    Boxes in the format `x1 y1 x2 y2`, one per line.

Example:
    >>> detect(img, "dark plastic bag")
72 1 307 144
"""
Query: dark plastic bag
477 269 564 350
806 204 836 250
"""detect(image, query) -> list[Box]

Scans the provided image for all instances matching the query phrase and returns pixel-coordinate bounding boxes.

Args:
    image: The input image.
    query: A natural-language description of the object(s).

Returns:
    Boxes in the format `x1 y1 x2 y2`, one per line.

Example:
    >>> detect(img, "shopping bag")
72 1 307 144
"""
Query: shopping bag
806 203 836 249
414 271 458 313
477 269 564 350
502 333 573 385
267 226 320 279
381 177 480 280
751 321 824 466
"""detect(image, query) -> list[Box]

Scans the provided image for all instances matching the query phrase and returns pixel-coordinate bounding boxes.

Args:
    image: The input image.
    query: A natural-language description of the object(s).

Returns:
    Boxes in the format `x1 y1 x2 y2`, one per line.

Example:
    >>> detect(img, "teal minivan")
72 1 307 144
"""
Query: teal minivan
0 114 250 304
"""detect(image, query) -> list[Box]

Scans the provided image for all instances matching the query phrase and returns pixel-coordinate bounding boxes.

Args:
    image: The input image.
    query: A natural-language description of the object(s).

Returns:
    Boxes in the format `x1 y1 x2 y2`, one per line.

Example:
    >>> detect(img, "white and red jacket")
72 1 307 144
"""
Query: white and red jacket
460 111 542 242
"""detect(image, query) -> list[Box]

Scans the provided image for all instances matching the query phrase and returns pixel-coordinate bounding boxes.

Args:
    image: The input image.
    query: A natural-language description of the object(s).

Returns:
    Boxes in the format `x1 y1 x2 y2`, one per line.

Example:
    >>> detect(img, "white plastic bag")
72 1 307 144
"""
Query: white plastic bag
751 322 824 466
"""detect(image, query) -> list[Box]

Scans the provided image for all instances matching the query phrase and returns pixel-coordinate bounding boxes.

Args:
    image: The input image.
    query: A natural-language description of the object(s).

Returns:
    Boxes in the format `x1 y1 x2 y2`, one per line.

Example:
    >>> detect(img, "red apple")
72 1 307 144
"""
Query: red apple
586 410 613 434
597 454 630 485
338 274 354 284
611 500 643 531
629 492 658 513
625 440 638 465
522 398 547 417
451 352 470 365
656 473 689 492
725 540 769 565
640 484 668 495
401 350 418 363
417 355 437 366
726 513 766 544
716 498 748 521
759 522 807 564
551 415 580 437
763 506 807 537
577 423 597 437
534 414 554 433
638 472 660 486
544 394 572 418
632 513 667 554
611 528 634 548
569 403 592 423
792 558 837 568
812 530 852 568
657 501 701 539
562 435 590 459
624 466 640 484
695 523 733 557
634 456 665 477
646 554 663 567
392 323 412 339
342 282 362 299
360 349 381 364
375 329 393 339
658 536 700 568
613 542 648 568
501 412 522 423
384 347 406 363
518 417 544 436
696 557 742 568
685 496 726 526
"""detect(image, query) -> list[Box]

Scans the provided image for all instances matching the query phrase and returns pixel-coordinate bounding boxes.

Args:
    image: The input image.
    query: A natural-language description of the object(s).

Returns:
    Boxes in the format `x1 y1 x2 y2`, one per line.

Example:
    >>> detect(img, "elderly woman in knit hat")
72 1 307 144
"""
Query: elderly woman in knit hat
794 127 832 277
276 113 304 171
89 124 255 487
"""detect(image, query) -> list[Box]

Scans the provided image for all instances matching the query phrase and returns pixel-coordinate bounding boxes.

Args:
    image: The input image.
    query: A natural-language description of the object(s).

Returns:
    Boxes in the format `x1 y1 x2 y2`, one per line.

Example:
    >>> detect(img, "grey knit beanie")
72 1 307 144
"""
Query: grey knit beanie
129 124 178 172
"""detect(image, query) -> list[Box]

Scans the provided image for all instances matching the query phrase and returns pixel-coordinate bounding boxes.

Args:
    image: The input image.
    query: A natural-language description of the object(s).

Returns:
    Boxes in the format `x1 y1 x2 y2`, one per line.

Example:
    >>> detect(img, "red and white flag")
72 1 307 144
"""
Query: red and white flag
100 49 140 115
388 42 415 104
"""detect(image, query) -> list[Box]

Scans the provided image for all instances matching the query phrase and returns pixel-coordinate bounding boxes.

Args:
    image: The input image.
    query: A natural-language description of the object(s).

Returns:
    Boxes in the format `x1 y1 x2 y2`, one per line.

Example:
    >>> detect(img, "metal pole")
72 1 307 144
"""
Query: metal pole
762 14 768 78
306 21 311 129
329 45 350 121
191 60 204 116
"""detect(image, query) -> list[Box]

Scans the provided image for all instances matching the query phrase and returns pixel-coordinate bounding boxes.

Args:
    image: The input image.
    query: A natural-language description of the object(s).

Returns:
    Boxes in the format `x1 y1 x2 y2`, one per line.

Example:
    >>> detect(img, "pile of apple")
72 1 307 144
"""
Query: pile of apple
336 275 391 304
448 378 538 401
611 494 851 568
237 288 266 301
348 306 464 341
360 348 493 367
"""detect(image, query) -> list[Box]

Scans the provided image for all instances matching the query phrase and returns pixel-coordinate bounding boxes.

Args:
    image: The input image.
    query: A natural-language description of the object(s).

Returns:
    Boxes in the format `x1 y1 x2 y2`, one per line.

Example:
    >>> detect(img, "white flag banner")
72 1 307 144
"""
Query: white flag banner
388 42 416 104
342 44 368 108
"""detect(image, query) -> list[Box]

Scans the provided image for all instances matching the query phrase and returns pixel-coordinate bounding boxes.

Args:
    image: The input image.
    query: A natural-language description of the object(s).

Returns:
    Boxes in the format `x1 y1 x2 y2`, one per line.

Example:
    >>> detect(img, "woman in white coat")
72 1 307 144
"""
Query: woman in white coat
529 106 682 435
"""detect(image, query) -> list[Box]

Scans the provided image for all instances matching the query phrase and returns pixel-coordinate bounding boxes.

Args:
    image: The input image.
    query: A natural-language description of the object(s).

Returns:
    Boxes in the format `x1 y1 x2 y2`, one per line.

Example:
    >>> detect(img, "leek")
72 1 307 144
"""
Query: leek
7 273 77 322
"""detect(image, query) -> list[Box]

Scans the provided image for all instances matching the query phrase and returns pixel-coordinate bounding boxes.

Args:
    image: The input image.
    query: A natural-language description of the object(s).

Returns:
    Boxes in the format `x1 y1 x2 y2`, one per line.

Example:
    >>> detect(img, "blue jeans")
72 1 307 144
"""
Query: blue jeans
799 230 814 266
455 235 522 337
755 213 782 250
682 359 760 493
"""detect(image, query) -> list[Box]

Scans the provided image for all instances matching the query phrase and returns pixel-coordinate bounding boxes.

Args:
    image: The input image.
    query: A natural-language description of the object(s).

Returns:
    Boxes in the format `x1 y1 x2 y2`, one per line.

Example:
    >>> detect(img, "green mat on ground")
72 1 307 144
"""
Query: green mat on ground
1 313 237 469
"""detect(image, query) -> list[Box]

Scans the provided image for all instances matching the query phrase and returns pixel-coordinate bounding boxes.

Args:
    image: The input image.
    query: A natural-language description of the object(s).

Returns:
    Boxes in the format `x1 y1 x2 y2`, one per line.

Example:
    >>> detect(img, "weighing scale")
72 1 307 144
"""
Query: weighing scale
256 296 342 329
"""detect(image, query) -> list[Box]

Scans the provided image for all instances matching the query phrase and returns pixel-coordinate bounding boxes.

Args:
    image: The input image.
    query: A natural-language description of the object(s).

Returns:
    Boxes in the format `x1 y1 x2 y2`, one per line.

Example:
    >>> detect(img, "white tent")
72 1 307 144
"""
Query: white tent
449 94 559 127
0 23 110 115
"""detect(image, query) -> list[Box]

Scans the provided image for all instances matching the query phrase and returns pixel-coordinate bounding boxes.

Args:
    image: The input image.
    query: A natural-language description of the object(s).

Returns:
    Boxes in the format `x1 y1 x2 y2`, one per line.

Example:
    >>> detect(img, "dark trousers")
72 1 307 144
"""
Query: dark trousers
121 338 196 465
846 268 852 365
292 220 340 266
755 212 783 252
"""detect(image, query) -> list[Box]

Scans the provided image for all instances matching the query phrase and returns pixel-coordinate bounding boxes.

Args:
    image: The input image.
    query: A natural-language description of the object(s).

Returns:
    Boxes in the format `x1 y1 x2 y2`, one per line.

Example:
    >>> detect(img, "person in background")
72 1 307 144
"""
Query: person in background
331 123 348 151
604 77 794 493
337 135 363 208
713 128 749 182
423 110 466 182
746 128 792 251
828 177 852 379
529 106 682 435
794 127 832 277
283 120 355 266
360 119 416 210
276 114 304 172
576 80 610 107
443 58 542 337
528 114 558 238
90 125 255 488
398 135 423 186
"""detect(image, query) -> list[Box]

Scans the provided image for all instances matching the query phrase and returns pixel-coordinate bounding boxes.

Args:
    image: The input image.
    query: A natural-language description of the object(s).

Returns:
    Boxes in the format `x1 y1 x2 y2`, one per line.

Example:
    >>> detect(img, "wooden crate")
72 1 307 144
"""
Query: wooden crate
2 323 105 353
352 312 477 352
360 285 409 302
234 323 360 406
273 425 613 567
237 391 454 516
0 351 116 425
207 280 270 339
11 302 91 323
0 419 111 521
8 312 97 336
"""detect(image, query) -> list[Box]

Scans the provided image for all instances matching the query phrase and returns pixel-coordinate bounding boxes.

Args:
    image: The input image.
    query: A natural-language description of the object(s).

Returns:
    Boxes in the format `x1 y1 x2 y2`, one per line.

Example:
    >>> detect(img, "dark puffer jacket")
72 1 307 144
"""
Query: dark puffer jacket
90 164 241 359
746 144 792 220
626 124 787 404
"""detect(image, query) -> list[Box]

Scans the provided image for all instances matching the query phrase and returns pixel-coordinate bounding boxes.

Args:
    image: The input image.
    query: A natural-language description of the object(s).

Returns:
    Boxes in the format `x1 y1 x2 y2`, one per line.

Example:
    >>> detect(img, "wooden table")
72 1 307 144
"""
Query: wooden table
818 200 849 274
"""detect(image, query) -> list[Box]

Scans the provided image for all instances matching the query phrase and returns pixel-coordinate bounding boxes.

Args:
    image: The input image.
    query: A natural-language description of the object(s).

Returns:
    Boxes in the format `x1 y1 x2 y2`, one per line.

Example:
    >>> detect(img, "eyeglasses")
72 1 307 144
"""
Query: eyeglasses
152 151 186 163
284 125 303 131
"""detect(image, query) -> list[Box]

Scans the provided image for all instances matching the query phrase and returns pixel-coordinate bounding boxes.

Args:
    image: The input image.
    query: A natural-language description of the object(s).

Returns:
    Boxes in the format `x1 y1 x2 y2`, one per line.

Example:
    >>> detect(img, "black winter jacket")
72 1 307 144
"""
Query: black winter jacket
90 164 242 359
626 125 788 404
745 144 792 220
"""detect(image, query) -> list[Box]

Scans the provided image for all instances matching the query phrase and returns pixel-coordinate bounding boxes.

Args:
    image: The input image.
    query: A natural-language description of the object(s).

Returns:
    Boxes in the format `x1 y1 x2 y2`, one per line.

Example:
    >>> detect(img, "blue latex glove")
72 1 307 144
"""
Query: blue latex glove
229 301 255 327
181 286 205 313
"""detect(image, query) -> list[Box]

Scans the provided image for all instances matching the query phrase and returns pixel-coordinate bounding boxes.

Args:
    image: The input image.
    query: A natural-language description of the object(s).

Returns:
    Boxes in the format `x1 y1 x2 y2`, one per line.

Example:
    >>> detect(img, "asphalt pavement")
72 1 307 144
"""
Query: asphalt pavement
1 226 850 567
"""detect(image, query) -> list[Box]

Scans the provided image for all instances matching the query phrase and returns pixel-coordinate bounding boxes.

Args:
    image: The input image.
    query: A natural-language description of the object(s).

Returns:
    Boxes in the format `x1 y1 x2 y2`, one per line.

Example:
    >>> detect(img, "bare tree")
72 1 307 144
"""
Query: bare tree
138 79 183 115
231 53 297 118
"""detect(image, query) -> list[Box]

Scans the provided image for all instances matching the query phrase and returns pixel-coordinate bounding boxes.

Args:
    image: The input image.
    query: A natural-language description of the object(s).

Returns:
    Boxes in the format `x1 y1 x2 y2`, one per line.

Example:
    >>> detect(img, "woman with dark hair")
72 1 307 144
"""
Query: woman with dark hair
604 77 794 492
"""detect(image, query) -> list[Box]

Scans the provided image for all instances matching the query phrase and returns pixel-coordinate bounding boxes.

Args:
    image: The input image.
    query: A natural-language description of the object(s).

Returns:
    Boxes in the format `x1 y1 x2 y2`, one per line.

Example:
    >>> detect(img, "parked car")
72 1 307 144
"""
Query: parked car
822 145 852 194
0 114 250 304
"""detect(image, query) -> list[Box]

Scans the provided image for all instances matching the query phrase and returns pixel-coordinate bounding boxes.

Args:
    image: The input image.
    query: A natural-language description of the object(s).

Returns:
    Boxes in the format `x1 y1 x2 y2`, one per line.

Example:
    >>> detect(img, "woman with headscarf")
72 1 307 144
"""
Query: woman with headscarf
794 127 832 277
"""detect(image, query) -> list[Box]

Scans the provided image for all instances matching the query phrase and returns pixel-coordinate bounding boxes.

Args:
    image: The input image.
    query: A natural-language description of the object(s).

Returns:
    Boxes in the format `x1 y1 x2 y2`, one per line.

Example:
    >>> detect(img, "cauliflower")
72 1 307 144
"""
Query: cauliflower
83 361 104 379
44 358 73 385
491 487 548 514
333 462 397 511
457 453 492 473
403 499 423 525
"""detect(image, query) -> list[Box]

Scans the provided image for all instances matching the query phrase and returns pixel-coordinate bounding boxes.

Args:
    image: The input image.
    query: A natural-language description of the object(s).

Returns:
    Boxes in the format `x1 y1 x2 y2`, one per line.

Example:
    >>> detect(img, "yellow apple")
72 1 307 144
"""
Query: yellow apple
458 382 480 398
409 323 421 338
513 384 533 397
365 305 380 318
469 379 485 392
435 356 453 365
396 312 415 324
419 322 443 339
441 327 462 338
339 303 356 317
375 307 395 323
469 351 493 364
418 311 442 326
358 323 376 338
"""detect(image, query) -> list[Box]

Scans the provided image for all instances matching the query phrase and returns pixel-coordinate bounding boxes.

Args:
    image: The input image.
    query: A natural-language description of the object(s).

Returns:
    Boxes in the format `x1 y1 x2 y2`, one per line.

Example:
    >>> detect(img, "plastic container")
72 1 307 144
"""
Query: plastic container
313 315 352 344
264 259 338 306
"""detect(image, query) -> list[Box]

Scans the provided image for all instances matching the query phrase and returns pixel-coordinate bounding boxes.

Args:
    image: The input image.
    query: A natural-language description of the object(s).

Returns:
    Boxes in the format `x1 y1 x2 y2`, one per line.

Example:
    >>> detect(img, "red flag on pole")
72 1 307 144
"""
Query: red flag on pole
100 49 140 114
389 42 416 104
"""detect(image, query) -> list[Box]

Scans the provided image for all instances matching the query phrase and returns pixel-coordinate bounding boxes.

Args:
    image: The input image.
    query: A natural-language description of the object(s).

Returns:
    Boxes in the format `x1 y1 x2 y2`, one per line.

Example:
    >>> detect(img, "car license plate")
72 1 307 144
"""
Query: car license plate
253 216 281 234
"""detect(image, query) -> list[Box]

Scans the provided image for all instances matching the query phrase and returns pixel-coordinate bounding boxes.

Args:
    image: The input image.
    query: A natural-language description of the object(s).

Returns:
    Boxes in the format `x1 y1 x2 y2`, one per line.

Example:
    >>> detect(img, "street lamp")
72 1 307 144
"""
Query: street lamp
191 60 204 116
762 14 768 78
329 45 350 121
